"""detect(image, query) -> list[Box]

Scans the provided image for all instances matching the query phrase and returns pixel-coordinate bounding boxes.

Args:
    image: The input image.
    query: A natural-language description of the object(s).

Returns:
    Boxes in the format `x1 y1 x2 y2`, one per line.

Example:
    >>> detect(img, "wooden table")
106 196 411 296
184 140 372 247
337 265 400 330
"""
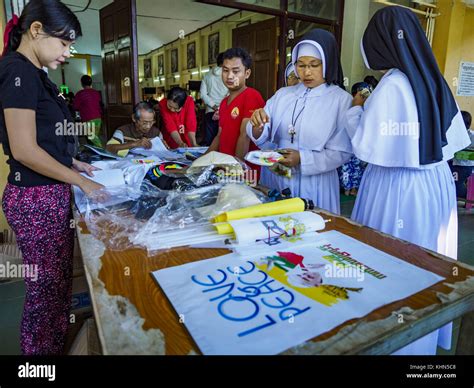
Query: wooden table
74 209 474 355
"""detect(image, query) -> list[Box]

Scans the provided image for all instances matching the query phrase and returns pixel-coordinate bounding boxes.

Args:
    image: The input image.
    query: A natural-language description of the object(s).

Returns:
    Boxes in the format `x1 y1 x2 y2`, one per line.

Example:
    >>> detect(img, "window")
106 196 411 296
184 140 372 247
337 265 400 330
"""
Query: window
288 0 339 21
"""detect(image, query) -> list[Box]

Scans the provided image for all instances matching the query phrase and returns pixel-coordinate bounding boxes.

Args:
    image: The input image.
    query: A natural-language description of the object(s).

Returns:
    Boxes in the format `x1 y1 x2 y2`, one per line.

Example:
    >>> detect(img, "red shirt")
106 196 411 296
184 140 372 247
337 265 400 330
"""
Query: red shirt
73 88 102 121
159 96 197 149
219 87 265 156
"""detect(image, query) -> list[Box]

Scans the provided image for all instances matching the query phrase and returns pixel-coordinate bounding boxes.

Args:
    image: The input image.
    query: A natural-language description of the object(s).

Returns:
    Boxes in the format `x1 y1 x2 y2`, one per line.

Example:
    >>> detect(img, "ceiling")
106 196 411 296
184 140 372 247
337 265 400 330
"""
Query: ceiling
63 0 237 55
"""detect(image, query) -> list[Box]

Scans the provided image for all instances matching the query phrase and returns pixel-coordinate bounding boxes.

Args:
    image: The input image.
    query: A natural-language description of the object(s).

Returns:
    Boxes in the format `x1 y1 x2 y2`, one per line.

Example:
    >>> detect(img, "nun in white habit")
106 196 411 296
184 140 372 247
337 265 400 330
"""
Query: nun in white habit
346 7 470 355
285 62 299 87
247 29 352 214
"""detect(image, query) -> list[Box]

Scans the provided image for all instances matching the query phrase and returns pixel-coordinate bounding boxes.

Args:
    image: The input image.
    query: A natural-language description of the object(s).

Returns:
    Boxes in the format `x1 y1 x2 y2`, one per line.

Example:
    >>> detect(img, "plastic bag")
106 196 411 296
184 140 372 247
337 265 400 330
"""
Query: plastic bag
81 176 268 254
132 182 268 253
82 181 168 251
90 158 157 187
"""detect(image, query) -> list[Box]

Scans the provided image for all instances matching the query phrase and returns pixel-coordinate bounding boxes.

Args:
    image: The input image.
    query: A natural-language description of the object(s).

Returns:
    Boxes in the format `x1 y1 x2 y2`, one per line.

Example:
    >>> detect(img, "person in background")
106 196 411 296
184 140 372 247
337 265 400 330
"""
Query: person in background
147 97 159 113
200 52 228 146
285 62 300 87
461 110 473 143
337 82 372 196
0 0 103 355
72 74 103 147
363 75 379 89
159 87 198 149
207 47 265 166
147 97 161 130
105 101 164 156
451 110 473 198
65 91 75 119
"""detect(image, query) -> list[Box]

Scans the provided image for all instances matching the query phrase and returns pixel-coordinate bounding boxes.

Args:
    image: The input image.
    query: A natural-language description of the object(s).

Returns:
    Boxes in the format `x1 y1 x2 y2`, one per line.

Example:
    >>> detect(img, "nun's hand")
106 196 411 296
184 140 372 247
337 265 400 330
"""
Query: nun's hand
279 149 300 168
250 108 270 129
352 91 367 107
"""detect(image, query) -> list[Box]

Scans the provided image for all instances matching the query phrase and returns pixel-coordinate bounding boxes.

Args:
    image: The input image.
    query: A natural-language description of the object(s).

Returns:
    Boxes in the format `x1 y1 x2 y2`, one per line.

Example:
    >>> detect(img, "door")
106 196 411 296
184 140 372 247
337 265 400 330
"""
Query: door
100 0 139 138
232 18 278 101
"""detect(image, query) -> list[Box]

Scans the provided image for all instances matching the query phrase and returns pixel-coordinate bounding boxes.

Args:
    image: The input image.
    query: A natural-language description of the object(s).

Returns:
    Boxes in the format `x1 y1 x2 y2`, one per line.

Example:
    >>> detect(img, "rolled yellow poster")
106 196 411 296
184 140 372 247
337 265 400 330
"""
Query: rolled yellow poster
213 198 306 223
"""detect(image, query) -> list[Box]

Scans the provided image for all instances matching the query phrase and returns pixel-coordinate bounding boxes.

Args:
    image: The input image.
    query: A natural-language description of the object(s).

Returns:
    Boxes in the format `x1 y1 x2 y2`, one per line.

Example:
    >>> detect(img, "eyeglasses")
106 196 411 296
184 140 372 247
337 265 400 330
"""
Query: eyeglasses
137 119 155 127
296 63 322 72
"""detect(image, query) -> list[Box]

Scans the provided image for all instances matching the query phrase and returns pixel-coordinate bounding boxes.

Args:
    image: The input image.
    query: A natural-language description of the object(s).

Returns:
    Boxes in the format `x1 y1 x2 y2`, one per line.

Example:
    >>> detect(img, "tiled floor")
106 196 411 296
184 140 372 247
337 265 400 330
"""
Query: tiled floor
0 196 472 355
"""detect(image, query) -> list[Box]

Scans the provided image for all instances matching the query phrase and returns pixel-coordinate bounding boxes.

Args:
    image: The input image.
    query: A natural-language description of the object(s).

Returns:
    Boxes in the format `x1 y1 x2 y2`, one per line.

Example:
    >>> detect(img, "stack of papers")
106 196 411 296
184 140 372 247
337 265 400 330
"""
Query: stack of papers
129 137 169 156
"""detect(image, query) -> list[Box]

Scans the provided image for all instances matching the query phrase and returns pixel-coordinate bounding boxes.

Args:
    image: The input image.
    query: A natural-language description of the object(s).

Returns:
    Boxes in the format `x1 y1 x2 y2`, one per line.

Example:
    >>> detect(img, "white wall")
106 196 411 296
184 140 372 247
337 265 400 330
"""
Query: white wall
64 0 111 56
63 0 234 56
340 0 381 89
90 56 105 101
47 56 103 96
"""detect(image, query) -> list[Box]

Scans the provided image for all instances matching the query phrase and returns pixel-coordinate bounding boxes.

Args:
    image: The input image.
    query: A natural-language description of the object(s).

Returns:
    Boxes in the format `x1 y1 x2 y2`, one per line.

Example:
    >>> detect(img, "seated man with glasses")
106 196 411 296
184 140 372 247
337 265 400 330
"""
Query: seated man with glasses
105 101 165 156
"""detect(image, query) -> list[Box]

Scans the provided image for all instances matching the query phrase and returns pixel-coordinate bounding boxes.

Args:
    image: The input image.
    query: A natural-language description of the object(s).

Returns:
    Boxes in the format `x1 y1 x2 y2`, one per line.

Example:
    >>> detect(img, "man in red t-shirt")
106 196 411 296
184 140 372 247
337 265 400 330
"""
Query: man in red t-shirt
73 75 103 147
159 87 198 149
207 48 265 163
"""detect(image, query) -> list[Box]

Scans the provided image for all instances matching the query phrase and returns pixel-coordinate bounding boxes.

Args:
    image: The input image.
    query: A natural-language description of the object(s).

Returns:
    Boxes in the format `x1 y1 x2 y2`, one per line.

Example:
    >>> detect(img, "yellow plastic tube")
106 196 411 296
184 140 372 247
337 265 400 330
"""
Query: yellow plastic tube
213 198 305 223
214 222 234 235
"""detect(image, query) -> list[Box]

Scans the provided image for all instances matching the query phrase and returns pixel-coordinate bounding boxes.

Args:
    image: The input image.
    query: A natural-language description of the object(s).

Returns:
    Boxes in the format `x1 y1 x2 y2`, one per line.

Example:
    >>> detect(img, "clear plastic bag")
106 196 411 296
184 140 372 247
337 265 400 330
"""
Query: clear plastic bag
82 181 168 251
133 182 269 253
81 177 268 254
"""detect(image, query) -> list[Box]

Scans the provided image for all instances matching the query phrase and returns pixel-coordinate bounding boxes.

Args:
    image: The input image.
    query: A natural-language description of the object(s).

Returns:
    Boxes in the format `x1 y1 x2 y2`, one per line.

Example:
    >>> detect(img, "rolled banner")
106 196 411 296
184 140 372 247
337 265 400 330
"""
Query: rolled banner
228 212 326 245
213 197 306 223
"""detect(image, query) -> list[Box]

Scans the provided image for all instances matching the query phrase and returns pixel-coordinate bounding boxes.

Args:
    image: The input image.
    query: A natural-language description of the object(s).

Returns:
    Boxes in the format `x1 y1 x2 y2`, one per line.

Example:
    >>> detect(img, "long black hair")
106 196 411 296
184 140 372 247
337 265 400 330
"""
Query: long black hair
4 0 82 55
